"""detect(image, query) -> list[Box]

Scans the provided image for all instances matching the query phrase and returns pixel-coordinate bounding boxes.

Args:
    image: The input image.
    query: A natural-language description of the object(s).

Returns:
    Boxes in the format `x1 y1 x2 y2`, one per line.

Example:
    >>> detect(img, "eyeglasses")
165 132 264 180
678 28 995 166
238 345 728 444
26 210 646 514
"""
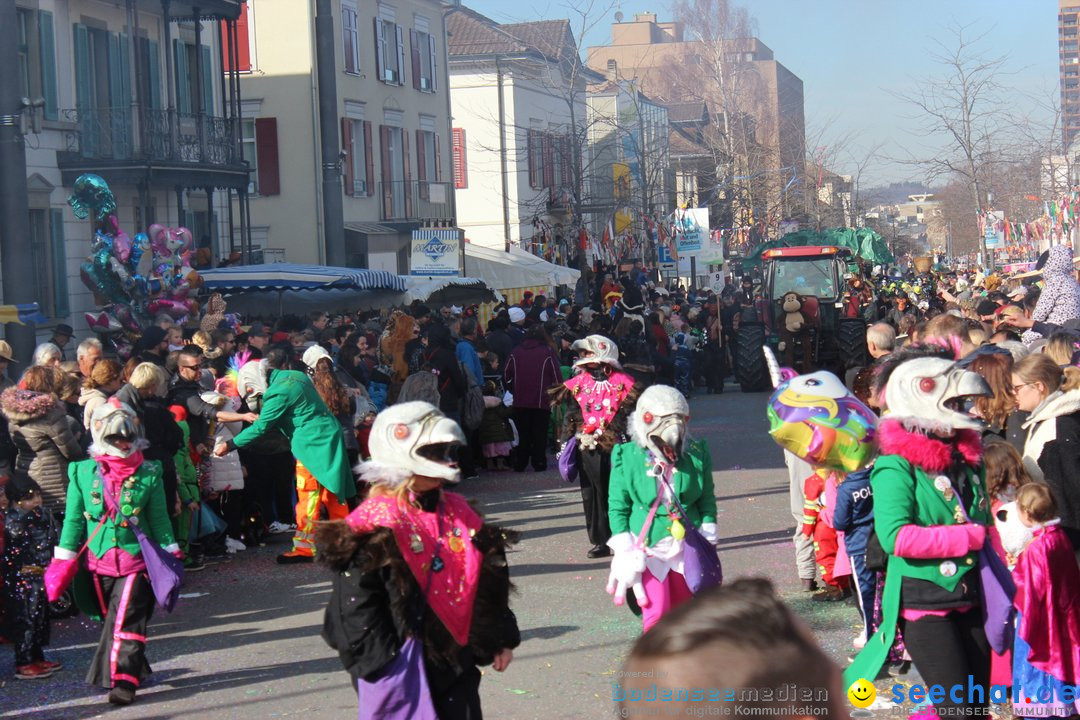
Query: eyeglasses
1012 382 1032 393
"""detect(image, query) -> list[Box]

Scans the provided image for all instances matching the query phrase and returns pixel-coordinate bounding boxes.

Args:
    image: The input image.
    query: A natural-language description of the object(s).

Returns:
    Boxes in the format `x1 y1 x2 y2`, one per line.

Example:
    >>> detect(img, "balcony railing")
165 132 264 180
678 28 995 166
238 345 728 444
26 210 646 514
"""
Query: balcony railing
60 107 242 167
379 180 452 222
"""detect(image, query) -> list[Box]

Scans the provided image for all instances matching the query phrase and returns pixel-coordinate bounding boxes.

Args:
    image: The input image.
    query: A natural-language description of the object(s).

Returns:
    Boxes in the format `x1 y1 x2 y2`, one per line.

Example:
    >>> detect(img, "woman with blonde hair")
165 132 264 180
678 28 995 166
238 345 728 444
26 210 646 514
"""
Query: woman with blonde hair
79 359 124 427
1013 353 1080 547
968 352 1016 441
1042 332 1079 367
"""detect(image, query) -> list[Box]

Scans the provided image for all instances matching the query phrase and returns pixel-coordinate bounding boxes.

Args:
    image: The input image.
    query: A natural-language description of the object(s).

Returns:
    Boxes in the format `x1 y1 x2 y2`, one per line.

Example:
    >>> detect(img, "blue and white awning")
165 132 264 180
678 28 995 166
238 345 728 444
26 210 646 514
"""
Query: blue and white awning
199 264 407 292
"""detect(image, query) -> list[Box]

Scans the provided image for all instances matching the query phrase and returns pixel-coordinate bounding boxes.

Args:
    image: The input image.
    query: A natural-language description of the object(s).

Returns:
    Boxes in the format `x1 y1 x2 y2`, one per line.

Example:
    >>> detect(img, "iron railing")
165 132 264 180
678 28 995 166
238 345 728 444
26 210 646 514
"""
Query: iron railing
378 180 452 221
61 107 241 166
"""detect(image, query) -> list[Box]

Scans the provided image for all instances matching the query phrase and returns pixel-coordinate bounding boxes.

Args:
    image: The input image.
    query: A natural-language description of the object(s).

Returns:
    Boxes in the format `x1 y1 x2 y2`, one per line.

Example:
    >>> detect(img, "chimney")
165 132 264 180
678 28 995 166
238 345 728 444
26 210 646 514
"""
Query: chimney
634 12 657 23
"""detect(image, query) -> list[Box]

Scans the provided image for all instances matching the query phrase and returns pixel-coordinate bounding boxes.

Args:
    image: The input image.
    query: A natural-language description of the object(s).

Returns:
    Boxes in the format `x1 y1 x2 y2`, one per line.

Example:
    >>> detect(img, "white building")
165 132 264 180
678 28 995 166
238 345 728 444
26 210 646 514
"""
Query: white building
446 7 600 259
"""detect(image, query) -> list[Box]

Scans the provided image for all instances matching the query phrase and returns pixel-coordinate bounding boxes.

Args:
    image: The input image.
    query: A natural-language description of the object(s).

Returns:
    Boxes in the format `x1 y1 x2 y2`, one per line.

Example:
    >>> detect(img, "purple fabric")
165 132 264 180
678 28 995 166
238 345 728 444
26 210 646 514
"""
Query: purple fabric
681 524 723 593
358 636 438 720
503 339 561 408
978 540 1016 654
891 523 983 559
102 485 183 612
558 436 579 484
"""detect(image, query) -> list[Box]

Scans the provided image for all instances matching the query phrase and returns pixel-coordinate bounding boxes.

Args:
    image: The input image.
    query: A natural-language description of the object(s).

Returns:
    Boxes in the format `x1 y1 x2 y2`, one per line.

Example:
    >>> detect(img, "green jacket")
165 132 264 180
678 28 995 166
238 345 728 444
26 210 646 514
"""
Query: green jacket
233 369 354 502
844 453 990 686
609 440 716 548
173 419 200 505
59 459 177 560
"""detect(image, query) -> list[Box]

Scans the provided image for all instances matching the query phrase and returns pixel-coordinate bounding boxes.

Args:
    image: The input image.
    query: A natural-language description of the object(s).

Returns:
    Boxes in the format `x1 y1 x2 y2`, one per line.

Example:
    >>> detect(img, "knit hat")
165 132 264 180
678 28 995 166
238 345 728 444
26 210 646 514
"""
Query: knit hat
302 344 332 370
508 307 526 324
141 326 167 348
4 473 42 504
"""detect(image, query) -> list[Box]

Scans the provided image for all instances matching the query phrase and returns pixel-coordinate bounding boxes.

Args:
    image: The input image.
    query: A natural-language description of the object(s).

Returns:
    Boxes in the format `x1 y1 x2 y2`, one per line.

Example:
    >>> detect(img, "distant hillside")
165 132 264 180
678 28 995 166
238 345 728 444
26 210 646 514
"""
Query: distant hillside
862 181 935 205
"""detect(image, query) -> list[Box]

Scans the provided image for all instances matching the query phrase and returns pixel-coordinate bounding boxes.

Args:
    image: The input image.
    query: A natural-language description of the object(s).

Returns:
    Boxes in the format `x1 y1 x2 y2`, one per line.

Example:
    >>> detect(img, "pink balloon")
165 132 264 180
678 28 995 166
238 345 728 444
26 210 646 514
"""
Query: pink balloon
113 231 132 263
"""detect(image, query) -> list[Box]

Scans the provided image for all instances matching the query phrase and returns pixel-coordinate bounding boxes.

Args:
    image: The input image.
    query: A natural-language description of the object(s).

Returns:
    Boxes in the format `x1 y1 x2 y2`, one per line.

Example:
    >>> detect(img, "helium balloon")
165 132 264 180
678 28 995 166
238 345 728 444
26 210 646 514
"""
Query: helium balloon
68 174 117 222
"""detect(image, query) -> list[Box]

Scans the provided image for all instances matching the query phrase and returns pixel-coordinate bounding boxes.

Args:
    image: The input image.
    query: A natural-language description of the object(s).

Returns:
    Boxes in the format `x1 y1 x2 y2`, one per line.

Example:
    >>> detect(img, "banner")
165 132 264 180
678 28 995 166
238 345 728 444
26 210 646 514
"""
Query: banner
983 211 1005 250
674 208 709 255
409 229 461 277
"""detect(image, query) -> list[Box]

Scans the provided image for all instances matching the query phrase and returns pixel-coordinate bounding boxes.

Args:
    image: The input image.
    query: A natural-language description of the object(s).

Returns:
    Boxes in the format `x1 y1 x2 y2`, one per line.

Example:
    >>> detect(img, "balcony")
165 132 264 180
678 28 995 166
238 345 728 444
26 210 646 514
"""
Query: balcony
57 107 248 189
379 180 453 222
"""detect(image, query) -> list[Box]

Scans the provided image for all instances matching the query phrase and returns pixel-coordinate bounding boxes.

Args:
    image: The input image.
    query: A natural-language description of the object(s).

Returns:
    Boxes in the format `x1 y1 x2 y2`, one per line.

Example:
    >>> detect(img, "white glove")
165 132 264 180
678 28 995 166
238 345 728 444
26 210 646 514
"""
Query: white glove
699 522 718 544
605 533 649 608
54 546 77 561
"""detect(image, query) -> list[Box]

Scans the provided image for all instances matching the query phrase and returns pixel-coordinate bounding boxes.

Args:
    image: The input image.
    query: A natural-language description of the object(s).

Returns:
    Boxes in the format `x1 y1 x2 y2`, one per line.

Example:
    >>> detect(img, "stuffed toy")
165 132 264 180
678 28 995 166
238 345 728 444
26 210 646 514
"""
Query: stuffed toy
778 292 811 373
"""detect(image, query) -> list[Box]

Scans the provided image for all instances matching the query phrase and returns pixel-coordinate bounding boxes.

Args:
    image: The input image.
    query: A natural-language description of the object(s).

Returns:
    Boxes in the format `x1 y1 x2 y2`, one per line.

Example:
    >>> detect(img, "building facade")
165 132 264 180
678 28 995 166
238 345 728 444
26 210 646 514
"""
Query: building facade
238 0 453 272
16 0 246 331
1061 0 1080 147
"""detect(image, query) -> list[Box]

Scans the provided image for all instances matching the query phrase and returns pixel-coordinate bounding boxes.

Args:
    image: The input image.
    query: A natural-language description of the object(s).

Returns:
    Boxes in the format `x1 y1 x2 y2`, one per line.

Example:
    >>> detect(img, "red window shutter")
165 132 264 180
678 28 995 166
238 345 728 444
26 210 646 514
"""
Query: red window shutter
341 118 354 196
380 125 392 216
221 3 250 72
402 129 412 217
410 30 421 90
434 132 442 182
451 128 466 189
255 117 280 195
561 136 572 187
415 129 426 182
542 133 554 188
364 121 374 196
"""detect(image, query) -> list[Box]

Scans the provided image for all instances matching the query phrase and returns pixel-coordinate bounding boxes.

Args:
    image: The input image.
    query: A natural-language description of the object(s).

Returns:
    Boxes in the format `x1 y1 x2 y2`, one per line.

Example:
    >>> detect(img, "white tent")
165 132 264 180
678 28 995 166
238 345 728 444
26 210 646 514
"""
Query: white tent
463 244 579 291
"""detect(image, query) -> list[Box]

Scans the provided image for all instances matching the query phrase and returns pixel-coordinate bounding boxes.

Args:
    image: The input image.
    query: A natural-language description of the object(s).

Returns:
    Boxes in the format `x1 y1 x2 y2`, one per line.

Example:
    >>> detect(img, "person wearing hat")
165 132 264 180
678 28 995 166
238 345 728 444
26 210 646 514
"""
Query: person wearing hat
246 323 271 352
135 327 169 367
0 340 15 391
48 325 74 362
3 473 61 679
507 306 527 346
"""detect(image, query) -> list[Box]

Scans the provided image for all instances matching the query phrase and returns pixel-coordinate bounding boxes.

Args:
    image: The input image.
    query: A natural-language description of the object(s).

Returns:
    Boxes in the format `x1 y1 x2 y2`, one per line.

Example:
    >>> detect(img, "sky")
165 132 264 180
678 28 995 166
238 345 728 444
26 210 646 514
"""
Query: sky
458 0 1061 186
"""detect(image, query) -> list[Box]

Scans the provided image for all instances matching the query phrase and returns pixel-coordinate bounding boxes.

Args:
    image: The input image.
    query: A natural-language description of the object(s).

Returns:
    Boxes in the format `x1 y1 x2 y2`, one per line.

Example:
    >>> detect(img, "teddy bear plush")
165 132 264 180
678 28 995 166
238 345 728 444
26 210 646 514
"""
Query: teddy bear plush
778 292 811 372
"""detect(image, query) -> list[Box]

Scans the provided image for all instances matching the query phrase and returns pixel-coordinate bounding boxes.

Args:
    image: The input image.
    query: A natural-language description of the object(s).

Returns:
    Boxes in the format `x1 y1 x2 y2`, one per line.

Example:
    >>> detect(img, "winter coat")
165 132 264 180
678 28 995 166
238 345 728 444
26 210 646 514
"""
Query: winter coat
833 467 874 556
78 386 110 429
504 339 561 409
1021 389 1080 546
114 384 183 512
478 399 514 446
1 389 85 513
1 504 58 578
485 329 514 366
1031 246 1080 330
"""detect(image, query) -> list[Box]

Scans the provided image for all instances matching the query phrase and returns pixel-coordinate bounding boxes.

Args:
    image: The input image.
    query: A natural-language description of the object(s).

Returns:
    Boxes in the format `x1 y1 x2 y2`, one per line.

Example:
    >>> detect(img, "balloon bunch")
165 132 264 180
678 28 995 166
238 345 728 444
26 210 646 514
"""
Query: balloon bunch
68 174 204 357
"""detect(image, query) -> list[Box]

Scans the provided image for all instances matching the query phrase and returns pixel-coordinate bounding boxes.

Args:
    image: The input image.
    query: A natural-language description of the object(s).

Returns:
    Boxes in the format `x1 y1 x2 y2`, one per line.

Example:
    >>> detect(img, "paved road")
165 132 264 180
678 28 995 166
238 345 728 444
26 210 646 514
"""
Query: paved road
0 389 874 719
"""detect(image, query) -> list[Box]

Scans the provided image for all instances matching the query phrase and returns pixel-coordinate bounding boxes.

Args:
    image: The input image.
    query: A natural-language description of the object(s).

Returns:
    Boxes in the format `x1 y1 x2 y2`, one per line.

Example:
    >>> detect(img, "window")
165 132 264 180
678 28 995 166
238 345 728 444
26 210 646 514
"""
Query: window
135 37 162 109
28 209 69 320
375 18 404 84
451 127 467 189
411 29 436 91
416 128 438 182
379 124 411 218
172 39 213 115
342 1 360 74
342 118 373 196
527 127 544 189
241 119 258 193
16 9 57 120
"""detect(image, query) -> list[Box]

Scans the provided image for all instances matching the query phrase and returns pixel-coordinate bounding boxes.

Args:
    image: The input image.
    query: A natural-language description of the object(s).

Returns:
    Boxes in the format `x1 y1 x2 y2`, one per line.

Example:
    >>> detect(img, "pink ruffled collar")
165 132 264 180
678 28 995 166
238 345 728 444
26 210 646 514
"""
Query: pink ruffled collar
877 418 982 473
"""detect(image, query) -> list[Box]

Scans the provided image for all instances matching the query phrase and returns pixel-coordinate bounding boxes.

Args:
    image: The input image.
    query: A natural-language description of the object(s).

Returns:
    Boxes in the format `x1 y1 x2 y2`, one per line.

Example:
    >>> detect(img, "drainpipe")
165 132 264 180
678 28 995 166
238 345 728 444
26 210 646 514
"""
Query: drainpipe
497 57 510 252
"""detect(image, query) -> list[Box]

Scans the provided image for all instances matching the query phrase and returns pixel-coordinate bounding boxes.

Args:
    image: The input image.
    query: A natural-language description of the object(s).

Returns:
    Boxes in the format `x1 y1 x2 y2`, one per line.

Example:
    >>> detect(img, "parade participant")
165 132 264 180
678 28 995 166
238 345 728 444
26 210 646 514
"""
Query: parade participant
50 400 179 706
214 348 355 563
845 345 999 718
550 335 640 558
317 401 519 720
606 385 719 631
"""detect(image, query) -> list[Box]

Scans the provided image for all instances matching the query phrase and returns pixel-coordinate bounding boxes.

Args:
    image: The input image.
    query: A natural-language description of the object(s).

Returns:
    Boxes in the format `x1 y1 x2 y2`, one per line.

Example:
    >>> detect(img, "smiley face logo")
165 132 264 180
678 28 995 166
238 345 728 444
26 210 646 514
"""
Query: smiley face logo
847 678 876 708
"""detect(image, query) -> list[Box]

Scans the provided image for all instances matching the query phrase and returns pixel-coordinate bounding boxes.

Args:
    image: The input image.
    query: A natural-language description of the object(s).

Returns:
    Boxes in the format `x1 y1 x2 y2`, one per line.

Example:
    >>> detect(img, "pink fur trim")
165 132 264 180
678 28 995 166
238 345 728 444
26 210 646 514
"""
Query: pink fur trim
877 418 982 472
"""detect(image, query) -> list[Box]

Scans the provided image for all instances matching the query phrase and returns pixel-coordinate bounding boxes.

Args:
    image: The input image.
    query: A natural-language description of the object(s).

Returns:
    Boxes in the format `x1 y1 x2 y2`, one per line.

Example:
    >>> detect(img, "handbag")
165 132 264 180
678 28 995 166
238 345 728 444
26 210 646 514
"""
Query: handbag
44 515 107 602
103 479 185 613
557 436 579 484
656 471 723 593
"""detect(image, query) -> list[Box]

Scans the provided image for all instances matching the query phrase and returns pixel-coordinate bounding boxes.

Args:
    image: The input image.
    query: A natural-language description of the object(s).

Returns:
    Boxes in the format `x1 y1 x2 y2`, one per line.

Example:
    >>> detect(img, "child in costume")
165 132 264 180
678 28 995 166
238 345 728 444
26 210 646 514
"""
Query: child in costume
833 466 875 647
168 406 202 568
49 399 180 706
1006 483 1080 717
800 468 852 601
2 474 60 679
316 401 520 720
549 335 640 559
607 385 718 632
670 333 692 398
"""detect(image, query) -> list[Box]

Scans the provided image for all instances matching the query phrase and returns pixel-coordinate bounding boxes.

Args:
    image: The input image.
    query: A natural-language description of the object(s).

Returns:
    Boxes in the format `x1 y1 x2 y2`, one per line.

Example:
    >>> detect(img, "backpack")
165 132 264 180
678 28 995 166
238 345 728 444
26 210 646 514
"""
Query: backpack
460 362 484 431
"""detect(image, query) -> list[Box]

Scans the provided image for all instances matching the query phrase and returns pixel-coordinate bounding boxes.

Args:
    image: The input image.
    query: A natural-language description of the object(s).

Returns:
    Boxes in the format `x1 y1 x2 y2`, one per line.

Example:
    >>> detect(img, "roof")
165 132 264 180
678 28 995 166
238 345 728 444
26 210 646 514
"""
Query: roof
502 19 577 65
447 8 529 57
199 264 407 292
666 101 709 125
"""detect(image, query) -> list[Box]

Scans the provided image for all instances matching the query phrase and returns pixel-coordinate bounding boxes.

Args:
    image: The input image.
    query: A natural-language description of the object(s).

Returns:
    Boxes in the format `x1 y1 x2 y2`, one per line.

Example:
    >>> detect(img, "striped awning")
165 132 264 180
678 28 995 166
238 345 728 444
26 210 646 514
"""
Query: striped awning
199 264 407 292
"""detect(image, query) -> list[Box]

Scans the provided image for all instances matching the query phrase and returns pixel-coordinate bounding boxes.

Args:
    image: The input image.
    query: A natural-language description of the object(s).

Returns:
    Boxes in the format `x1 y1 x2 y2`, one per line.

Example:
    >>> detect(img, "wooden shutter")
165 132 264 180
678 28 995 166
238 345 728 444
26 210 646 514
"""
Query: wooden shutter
415 129 426 182
364 121 374 196
527 129 537 189
255 117 280 195
236 4 250 71
174 40 191 114
542 133 554 188
374 18 385 82
428 34 437 92
560 136 572 187
73 25 91 111
402 129 412 217
395 25 405 85
342 118 354 196
148 40 161 109
380 124 392 217
451 128 466 189
49 209 69 319
201 44 214 114
434 132 442 182
410 30 421 90
39 11 58 120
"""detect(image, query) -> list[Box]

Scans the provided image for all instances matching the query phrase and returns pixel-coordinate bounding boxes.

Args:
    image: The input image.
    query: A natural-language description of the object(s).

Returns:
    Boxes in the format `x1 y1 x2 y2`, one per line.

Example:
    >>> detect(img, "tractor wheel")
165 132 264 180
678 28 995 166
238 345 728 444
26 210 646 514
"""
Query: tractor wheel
49 588 77 619
836 319 869 370
734 323 770 392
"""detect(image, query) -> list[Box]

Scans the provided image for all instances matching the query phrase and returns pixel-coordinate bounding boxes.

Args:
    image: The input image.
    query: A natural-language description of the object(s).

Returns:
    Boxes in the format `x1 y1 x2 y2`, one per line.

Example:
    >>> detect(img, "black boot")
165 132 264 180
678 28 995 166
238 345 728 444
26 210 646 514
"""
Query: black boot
108 681 137 706
587 544 611 559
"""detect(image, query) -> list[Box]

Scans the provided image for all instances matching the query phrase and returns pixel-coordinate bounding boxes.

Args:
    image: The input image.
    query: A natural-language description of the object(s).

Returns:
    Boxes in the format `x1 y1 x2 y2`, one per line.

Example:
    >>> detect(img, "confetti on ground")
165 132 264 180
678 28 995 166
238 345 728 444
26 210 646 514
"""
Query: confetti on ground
179 592 210 599
509 688 529 694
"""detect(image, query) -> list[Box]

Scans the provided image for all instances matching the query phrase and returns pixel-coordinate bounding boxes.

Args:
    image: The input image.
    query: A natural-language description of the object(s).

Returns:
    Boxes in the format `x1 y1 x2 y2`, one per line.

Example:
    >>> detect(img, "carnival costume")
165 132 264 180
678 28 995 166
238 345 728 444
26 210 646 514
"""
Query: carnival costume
606 385 718 631
318 402 520 720
51 400 178 704
549 335 640 556
844 350 1001 718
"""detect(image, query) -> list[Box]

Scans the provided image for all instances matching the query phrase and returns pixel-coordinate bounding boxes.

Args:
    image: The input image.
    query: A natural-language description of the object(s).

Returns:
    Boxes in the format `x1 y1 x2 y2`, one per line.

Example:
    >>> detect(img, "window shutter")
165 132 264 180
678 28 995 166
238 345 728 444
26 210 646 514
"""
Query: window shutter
428 34 437 92
395 25 405 85
74 25 91 111
39 11 58 120
451 127 466 189
342 118 354 196
415 129 426 182
235 4 251 71
527 129 536 188
174 40 191 114
255 117 280 195
201 44 214 114
542 133 553 188
380 125 392 216
49 209 70 320
410 29 421 90
364 121 374 196
402 129 412 217
434 131 442 182
373 18 385 82
148 40 161 109
109 33 131 156
560 136 572 187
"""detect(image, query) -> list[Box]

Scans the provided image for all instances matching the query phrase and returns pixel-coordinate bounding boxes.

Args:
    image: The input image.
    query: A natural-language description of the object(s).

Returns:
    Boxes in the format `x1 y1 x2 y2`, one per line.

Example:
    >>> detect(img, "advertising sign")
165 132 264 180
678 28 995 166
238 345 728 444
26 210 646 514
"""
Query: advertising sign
409 229 461 276
984 211 1005 250
674 208 709 255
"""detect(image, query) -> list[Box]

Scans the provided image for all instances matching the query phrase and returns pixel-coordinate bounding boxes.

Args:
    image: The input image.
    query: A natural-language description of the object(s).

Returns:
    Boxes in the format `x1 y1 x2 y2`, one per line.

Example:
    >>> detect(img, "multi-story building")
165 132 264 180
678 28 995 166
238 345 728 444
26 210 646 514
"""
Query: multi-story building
446 6 600 255
18 0 246 329
1061 0 1080 147
239 0 454 271
585 13 805 233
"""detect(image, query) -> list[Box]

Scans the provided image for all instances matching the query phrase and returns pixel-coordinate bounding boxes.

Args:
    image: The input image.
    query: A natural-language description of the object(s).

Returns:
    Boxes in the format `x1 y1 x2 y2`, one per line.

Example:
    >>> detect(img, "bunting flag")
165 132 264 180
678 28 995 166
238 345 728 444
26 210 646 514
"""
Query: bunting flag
0 303 48 325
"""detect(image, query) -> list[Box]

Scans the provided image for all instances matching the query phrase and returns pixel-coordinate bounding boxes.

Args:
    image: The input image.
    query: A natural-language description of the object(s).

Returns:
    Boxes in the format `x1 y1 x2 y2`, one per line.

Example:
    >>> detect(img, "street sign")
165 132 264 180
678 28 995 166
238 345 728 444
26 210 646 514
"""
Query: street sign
710 271 725 293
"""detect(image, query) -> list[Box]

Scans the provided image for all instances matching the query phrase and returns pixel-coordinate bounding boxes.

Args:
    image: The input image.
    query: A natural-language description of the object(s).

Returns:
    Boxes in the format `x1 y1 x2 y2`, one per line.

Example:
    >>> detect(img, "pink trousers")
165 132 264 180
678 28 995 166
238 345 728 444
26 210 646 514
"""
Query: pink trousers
641 568 694 632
